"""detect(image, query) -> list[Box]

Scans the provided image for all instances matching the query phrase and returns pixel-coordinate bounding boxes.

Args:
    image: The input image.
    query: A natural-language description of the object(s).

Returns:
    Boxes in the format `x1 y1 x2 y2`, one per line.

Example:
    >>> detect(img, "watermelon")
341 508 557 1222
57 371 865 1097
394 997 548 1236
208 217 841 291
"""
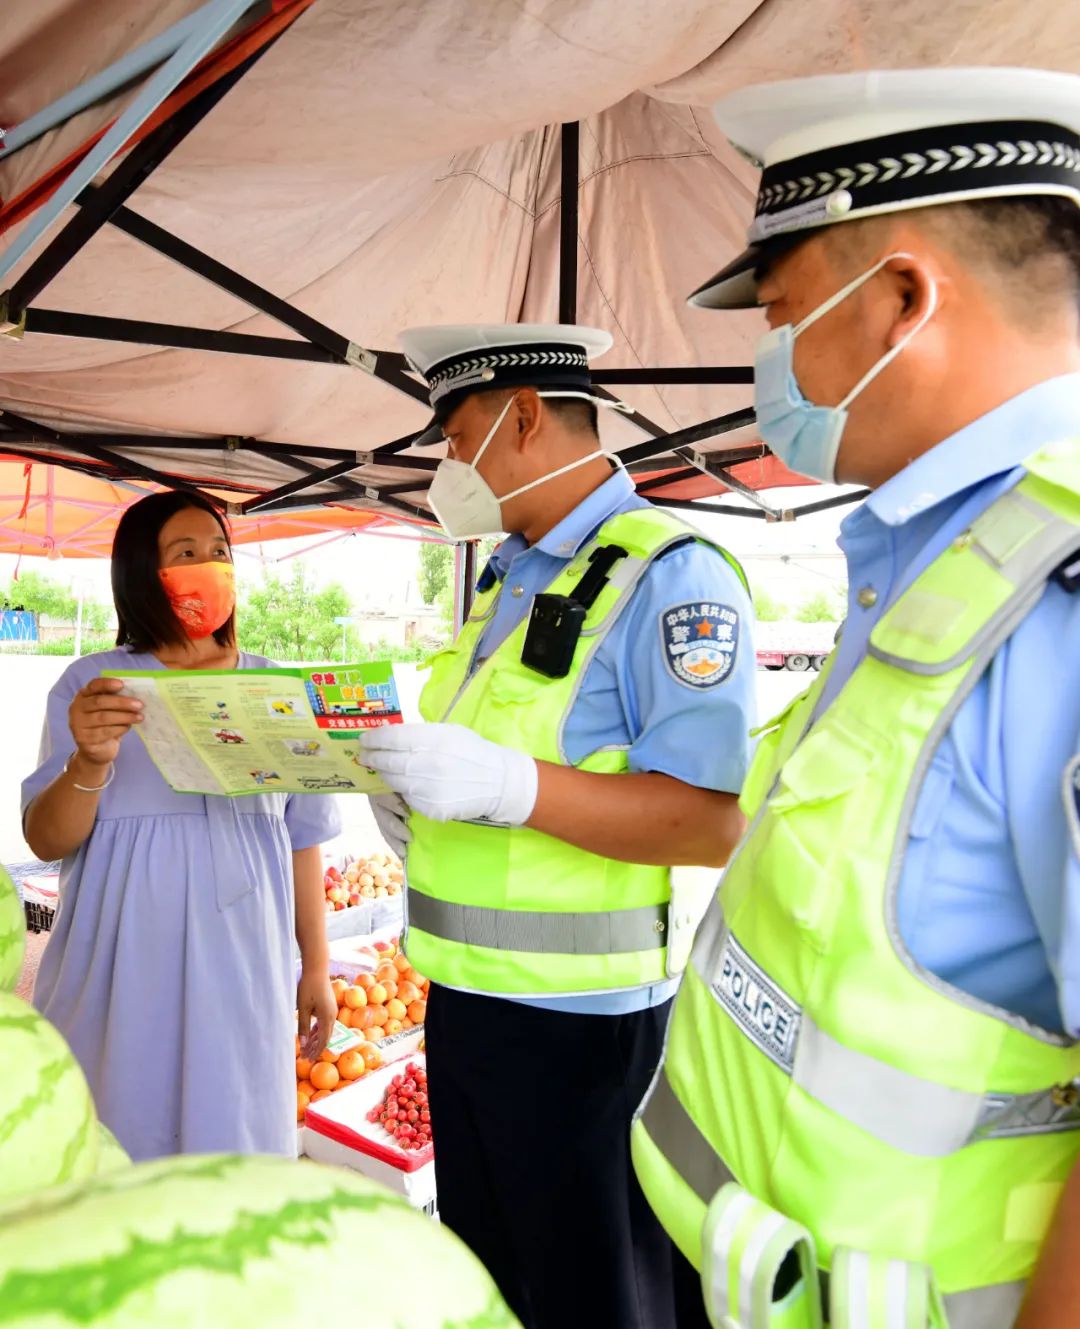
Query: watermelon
0 868 24 993
0 1153 522 1328
0 991 99 1201
94 1123 131 1177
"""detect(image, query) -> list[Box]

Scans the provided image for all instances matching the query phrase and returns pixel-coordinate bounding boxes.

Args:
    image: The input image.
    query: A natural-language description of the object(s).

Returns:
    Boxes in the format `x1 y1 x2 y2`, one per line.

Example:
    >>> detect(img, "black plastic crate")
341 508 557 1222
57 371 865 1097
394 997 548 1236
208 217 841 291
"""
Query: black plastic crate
23 900 54 934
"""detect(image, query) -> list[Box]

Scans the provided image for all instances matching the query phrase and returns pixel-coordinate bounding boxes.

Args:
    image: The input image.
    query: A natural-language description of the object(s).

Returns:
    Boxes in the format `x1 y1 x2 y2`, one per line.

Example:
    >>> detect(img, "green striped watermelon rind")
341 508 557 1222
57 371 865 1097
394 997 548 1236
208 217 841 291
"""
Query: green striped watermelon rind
0 868 24 994
0 992 100 1202
0 1153 522 1328
94 1123 131 1177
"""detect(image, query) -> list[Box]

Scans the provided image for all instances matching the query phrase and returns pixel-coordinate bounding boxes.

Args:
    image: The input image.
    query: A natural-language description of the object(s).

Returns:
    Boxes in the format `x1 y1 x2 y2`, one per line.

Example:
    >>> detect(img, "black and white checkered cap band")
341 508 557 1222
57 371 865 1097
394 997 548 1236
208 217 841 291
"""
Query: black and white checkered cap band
751 119 1080 240
425 343 591 409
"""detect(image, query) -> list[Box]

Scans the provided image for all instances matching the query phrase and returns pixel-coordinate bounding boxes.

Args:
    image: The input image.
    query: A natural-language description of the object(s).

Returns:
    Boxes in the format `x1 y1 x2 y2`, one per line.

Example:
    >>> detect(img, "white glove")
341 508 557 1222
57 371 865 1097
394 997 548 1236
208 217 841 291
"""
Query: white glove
359 723 538 826
369 792 412 861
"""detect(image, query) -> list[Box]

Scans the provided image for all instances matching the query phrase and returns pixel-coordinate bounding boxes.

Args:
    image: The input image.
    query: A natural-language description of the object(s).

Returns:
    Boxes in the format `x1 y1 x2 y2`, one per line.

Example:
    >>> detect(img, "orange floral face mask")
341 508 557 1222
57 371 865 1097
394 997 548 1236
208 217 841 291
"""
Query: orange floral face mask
159 561 236 638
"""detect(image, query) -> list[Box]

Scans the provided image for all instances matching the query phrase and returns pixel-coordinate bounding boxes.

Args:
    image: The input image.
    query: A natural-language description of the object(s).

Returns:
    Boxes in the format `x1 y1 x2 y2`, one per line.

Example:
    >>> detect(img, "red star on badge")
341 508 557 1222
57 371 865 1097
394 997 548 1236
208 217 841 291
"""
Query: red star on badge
696 619 714 638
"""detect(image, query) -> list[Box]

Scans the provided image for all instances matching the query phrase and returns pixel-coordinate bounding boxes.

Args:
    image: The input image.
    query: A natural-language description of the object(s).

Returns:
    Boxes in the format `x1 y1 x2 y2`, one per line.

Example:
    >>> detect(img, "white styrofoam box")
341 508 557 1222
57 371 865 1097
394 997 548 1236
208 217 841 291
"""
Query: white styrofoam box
296 926 411 991
325 900 375 942
377 1024 424 1065
371 894 404 934
304 1056 435 1215
327 925 403 976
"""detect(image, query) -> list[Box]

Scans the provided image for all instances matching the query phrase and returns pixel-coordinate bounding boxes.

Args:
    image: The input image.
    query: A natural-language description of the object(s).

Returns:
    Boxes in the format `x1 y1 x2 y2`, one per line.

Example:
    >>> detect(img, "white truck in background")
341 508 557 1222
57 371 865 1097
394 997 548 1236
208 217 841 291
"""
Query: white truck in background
754 620 840 672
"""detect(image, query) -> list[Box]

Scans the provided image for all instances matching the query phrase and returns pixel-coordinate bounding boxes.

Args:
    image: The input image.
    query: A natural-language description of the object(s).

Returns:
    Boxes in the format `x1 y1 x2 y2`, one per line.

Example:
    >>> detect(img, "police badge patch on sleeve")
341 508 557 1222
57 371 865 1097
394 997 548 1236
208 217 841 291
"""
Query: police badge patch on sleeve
1066 754 1080 860
660 602 739 689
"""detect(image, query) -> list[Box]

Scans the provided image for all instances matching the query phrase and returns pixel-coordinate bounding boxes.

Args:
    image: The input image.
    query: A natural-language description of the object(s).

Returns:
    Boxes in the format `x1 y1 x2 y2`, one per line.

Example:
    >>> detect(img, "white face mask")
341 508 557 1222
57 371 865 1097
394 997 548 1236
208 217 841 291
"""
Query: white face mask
428 392 610 541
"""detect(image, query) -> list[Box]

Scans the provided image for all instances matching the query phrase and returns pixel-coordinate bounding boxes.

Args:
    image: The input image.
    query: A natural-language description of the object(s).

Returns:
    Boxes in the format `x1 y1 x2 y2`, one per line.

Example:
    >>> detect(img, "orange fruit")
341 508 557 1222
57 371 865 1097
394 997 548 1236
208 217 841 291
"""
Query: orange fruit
294 1034 301 1056
367 983 388 1007
356 973 376 992
330 978 349 1004
296 1057 313 1081
310 1061 340 1091
360 1043 382 1071
356 1006 375 1030
336 1008 353 1028
380 979 398 1002
393 953 410 973
310 1089 332 1102
375 963 397 986
298 1079 315 1097
396 981 420 1006
338 1049 366 1080
402 1017 414 1030
407 999 427 1024
386 998 407 1022
319 1046 339 1063
366 1004 388 1027
367 1025 386 1042
344 986 367 1010
410 969 428 988
297 1090 311 1121
384 1019 403 1036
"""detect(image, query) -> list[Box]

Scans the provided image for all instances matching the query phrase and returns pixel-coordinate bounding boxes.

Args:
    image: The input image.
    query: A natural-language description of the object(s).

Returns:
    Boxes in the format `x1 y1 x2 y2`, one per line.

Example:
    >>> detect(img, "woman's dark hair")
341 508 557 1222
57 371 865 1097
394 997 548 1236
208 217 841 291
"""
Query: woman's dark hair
112 491 235 652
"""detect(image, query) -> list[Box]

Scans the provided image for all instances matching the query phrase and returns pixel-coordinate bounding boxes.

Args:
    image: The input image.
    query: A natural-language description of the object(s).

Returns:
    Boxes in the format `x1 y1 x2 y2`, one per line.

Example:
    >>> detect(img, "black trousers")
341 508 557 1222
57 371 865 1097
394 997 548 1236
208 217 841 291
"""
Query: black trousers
425 983 711 1329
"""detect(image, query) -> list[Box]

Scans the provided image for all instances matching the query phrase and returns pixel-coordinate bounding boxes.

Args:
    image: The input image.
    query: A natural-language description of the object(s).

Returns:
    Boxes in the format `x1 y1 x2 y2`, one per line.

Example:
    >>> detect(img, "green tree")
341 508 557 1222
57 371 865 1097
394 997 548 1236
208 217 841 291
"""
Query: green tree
752 588 787 622
417 541 452 605
435 537 500 634
794 589 845 623
237 562 354 662
2 570 110 631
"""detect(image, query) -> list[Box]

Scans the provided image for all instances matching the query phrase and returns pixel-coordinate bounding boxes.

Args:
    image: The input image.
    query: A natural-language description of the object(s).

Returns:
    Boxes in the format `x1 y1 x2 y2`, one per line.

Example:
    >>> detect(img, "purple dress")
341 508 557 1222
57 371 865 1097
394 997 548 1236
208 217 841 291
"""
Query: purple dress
21 648 342 1162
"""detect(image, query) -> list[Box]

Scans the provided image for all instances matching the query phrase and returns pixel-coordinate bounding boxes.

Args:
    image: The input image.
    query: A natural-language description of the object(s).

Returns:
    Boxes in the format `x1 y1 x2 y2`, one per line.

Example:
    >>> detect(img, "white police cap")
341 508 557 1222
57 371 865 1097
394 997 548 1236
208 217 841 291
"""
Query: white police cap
690 67 1080 310
399 323 613 445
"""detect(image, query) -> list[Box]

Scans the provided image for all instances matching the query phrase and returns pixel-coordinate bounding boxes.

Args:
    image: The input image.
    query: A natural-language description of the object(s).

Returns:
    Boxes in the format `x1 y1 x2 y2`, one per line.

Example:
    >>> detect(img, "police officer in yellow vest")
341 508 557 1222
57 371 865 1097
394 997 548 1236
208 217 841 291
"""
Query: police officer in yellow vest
360 323 757 1328
631 67 1080 1329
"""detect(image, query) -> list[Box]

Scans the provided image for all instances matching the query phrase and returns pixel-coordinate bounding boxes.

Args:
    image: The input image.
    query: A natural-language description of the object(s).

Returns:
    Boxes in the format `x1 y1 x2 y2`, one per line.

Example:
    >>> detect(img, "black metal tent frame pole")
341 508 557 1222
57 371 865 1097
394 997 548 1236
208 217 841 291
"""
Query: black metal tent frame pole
0 74 860 546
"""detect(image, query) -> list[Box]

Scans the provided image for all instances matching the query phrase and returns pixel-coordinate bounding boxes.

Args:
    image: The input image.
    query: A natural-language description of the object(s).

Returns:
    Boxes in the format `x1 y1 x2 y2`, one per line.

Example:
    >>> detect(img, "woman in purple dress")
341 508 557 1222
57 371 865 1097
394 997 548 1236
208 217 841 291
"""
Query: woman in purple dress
21 492 341 1161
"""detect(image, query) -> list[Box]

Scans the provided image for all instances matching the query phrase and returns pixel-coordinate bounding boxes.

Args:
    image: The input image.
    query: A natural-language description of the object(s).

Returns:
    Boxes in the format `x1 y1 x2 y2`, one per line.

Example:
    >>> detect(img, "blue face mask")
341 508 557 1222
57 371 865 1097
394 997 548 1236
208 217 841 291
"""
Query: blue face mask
754 251 938 483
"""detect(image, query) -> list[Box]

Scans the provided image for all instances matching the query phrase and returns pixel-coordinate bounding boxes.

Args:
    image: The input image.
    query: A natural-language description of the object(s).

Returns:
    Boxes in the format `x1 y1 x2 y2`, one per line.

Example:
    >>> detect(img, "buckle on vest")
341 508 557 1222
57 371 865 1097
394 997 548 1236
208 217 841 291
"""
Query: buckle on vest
1051 547 1080 593
1051 1082 1079 1109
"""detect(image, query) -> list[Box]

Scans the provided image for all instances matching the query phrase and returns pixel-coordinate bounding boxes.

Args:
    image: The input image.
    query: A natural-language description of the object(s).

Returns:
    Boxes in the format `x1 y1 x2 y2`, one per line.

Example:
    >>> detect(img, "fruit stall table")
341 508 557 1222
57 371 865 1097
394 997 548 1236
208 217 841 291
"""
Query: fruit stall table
296 929 435 1211
311 850 406 949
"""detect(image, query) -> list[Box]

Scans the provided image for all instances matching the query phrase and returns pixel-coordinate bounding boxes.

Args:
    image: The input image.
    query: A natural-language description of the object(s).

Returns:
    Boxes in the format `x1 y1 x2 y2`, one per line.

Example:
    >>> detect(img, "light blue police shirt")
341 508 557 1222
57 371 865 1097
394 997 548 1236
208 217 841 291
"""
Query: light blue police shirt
817 373 1080 1036
469 466 756 1016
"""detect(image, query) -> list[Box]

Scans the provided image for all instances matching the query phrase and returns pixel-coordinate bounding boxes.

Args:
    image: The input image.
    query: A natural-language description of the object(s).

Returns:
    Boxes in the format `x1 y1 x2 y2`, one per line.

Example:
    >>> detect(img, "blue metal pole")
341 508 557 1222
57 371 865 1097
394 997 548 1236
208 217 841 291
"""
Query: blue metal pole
0 8 206 160
0 0 263 287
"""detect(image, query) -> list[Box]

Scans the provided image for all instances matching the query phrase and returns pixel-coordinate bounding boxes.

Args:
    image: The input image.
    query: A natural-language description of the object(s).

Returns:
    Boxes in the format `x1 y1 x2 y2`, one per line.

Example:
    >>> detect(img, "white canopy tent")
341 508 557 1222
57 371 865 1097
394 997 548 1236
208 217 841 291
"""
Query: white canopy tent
0 0 1072 540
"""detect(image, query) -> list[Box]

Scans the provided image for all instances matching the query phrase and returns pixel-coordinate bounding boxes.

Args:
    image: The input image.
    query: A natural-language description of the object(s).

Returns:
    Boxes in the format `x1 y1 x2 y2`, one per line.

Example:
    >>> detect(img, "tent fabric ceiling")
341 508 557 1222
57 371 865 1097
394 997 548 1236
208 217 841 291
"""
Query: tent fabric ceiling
0 457 424 559
0 1 1069 522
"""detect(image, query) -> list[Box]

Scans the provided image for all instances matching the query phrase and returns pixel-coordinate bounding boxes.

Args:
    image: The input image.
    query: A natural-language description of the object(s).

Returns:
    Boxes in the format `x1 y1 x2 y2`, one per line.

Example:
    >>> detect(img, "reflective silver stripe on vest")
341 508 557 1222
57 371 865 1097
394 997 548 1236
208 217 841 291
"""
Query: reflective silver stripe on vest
407 887 668 955
868 492 1079 677
641 1077 1027 1329
941 1282 1026 1329
639 1068 735 1205
703 927 1080 1157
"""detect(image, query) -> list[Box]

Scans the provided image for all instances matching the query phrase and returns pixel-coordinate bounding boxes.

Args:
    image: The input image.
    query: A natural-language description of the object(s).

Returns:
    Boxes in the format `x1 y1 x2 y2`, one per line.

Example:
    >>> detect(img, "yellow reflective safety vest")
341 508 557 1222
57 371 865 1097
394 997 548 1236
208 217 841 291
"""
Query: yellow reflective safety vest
632 443 1080 1329
404 506 747 998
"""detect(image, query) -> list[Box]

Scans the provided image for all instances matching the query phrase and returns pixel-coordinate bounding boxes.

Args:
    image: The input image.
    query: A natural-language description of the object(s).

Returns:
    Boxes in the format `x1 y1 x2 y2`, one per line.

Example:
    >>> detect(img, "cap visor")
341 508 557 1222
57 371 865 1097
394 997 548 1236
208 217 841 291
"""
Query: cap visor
687 246 760 310
411 417 444 447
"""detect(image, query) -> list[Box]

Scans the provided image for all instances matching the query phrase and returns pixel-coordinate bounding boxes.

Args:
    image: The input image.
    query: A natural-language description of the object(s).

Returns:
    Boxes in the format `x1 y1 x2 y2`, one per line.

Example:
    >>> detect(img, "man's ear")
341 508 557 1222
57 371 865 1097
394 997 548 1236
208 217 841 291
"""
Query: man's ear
513 388 544 452
883 252 939 348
